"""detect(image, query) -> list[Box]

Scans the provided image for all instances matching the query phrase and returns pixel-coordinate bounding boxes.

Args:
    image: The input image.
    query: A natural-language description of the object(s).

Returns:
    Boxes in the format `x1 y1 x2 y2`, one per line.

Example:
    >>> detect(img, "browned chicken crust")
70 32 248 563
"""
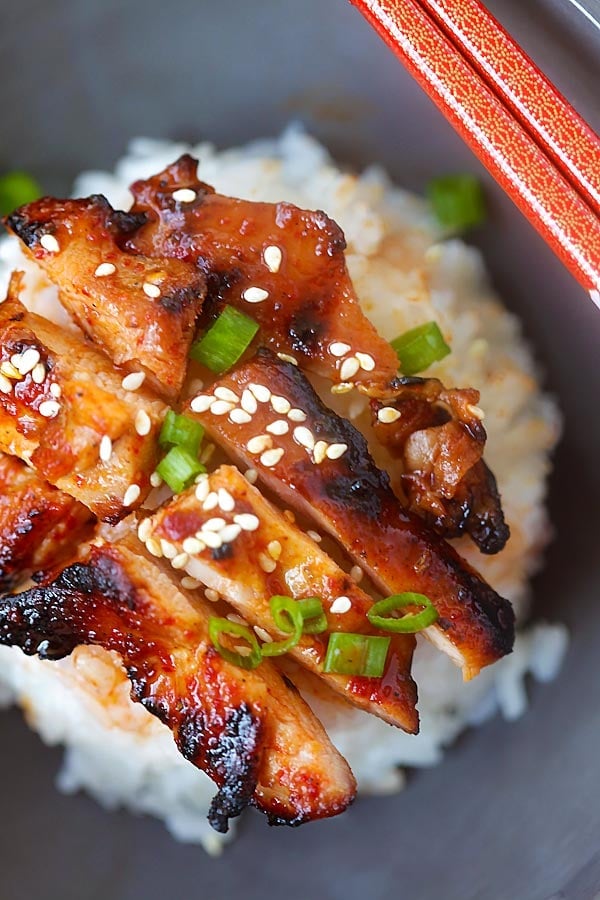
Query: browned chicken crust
0 540 356 831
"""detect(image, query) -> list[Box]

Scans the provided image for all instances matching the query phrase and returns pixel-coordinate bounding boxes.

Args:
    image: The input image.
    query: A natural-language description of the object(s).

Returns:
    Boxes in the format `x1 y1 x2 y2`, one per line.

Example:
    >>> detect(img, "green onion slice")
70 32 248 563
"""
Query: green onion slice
297 597 328 634
426 173 486 233
367 592 438 633
323 632 390 678
156 445 206 494
159 409 204 455
0 171 42 216
190 306 259 374
208 617 262 669
262 596 304 657
391 321 450 375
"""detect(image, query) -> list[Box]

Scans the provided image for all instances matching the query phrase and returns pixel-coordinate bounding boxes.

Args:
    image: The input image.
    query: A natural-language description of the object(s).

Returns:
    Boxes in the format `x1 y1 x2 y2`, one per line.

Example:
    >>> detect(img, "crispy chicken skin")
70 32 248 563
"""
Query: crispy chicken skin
144 465 419 733
121 155 508 553
5 195 206 401
0 452 94 592
188 351 515 679
0 540 356 831
0 276 167 521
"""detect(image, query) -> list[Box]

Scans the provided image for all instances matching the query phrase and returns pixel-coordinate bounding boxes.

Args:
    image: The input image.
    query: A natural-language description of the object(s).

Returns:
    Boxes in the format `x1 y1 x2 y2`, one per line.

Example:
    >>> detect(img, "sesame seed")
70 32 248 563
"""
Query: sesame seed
203 492 219 511
218 488 235 512
201 531 222 549
123 483 141 507
220 523 242 543
254 626 273 643
145 537 163 558
330 596 352 614
143 282 161 299
195 479 210 502
94 262 116 277
192 535 207 551
293 426 315 450
266 419 289 435
40 234 60 253
230 408 252 425
340 357 360 381
202 517 227 532
228 613 247 626
99 435 113 462
234 513 260 532
467 403 485 420
10 353 21 368
0 361 21 379
122 372 146 392
150 471 163 488
306 530 322 543
271 395 291 414
50 383 61 399
267 540 282 560
329 341 351 357
247 434 272 455
0 374 12 394
190 394 214 413
16 348 41 375
135 409 152 436
249 383 271 403
326 442 348 460
350 565 364 584
331 382 354 395
31 363 46 384
244 468 258 484
287 408 307 422
283 509 296 523
258 552 276 573
199 443 216 465
377 406 401 424
171 552 190 569
160 539 178 559
137 519 152 542
234 644 253 657
181 576 201 590
241 389 258 414
260 447 284 467
313 440 328 464
182 537 204 555
276 353 298 366
243 286 269 303
172 188 197 203
263 245 282 273
205 588 220 603
38 399 61 418
356 351 376 371
214 386 239 404
210 399 235 416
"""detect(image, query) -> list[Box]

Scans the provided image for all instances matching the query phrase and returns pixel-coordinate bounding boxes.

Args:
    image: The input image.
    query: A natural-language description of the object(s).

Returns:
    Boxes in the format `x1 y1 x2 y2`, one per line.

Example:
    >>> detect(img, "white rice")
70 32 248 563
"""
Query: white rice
0 126 567 852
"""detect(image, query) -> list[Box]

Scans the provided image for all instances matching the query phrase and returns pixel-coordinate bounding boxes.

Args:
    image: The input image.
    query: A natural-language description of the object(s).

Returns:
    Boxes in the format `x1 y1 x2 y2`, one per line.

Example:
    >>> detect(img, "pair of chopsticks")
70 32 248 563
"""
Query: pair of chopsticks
350 0 600 306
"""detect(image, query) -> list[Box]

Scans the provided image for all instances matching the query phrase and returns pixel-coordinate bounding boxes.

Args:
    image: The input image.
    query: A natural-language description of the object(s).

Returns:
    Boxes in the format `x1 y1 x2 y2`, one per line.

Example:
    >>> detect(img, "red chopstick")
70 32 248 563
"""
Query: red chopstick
349 0 600 305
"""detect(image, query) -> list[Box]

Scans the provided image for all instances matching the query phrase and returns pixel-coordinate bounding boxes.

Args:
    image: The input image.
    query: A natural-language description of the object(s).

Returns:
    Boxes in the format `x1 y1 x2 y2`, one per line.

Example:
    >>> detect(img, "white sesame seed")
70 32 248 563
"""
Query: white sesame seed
150 471 163 488
38 399 61 418
267 540 282 560
263 245 282 273
40 234 60 253
201 531 223 549
135 409 152 436
0 361 21 379
16 348 40 375
313 440 328 464
234 644 253 657
182 537 204 555
247 434 272 455
243 286 269 303
330 595 352 614
143 282 161 299
326 442 348 460
340 357 360 381
377 406 401 424
249 383 271 403
145 537 163 558
94 262 116 277
195 479 210 502
287 408 307 422
160 539 178 559
276 352 298 366
202 492 219 511
254 626 273 643
220 523 242 543
123 484 141 507
258 552 277 573
210 400 235 416
356 351 376 371
205 588 220 603
172 188 197 203
331 382 354 395
306 530 322 543
10 353 22 368
137 519 152 542
190 394 213 413
181 576 201 590
99 435 113 462
214 386 239 404
350 565 364 584
260 447 284 468
191 536 207 552
202 517 227 532
329 341 351 357
50 382 61 399
122 372 146 392
239 389 257 415
293 426 315 450
171 552 190 570
218 488 235 512
271 395 291 414
31 363 46 384
467 403 485 420
234 513 260 532
0 374 12 394
244 468 258 484
266 419 289 435
230 408 252 425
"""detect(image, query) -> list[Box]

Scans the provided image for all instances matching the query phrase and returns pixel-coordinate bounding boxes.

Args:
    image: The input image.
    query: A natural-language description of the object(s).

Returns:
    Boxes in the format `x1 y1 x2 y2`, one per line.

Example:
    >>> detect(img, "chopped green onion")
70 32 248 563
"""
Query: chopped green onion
190 306 259 374
261 596 304 657
323 632 390 678
159 409 204 455
367 592 438 633
0 171 42 216
426 173 486 233
391 321 450 375
156 445 206 494
208 617 262 669
297 597 328 634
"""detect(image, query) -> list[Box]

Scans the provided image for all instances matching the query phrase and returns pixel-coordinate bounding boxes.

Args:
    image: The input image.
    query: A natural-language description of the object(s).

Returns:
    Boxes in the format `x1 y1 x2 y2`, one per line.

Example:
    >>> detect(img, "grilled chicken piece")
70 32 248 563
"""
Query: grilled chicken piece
121 155 508 553
5 195 206 401
0 539 356 831
0 452 94 592
0 275 167 521
142 464 418 732
188 350 514 679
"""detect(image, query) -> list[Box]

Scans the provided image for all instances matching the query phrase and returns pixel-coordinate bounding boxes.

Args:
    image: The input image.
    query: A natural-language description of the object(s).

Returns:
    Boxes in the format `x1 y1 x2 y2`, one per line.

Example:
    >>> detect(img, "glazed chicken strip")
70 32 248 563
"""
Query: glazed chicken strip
122 154 507 553
188 350 515 679
0 539 356 831
5 195 206 401
142 465 419 733
0 452 94 592
0 276 167 521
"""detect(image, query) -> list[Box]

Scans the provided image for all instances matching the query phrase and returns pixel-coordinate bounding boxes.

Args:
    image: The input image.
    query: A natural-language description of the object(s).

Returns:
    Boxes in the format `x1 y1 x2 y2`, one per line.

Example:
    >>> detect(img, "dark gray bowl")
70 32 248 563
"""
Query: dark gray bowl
1 2 599 898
